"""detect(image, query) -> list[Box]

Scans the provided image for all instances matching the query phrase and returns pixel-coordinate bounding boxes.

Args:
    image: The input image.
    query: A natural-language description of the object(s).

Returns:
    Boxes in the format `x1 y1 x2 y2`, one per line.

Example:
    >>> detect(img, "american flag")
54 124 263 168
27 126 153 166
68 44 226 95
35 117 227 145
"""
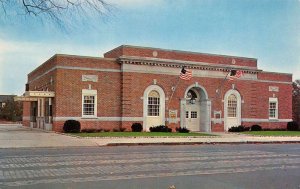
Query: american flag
180 67 192 80
228 70 243 81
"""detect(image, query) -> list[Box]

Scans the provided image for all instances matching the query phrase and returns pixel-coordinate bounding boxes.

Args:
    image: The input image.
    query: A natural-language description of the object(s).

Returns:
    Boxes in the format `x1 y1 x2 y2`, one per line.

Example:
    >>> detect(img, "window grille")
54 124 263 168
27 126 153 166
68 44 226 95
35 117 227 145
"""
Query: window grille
148 90 160 116
227 94 237 117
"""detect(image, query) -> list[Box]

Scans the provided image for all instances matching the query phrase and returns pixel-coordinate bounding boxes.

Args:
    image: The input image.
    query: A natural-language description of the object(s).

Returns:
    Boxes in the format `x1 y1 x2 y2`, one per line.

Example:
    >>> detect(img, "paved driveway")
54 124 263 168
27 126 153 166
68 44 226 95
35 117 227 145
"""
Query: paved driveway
0 125 97 148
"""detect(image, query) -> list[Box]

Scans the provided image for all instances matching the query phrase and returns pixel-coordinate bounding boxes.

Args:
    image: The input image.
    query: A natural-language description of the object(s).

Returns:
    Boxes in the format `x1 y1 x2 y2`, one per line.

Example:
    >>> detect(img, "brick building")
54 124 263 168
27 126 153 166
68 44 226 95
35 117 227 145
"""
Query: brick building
16 45 292 132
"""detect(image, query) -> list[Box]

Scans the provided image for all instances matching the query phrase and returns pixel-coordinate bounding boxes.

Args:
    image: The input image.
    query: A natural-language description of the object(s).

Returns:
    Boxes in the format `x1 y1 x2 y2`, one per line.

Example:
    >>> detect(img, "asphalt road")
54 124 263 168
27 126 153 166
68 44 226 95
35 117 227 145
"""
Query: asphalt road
0 144 300 189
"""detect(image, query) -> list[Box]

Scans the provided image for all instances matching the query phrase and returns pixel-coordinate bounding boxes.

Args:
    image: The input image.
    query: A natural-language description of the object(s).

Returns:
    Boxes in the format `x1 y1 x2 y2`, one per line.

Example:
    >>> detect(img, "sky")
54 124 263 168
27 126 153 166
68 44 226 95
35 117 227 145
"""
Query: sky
0 0 300 95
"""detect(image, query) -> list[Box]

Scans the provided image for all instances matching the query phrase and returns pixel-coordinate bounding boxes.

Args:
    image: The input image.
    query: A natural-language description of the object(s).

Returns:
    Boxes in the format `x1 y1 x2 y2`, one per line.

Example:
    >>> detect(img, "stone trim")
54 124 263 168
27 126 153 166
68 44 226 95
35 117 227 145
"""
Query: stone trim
119 56 260 74
52 117 143 122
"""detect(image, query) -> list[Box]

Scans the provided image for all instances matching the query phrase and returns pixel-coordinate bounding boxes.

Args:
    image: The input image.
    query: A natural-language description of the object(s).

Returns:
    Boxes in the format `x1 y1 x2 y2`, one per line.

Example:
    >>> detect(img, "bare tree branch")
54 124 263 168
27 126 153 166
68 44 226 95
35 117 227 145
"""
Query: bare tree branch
0 0 113 28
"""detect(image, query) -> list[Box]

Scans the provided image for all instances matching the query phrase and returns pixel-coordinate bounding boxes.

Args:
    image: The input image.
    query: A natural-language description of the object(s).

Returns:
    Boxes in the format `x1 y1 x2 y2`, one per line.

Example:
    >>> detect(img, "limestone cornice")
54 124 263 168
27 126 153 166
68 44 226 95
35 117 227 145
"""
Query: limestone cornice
118 56 261 74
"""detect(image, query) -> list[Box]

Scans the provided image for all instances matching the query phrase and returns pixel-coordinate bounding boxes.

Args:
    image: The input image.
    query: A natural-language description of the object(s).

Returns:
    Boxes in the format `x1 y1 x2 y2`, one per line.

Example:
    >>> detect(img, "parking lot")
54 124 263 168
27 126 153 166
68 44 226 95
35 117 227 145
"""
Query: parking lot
0 125 96 148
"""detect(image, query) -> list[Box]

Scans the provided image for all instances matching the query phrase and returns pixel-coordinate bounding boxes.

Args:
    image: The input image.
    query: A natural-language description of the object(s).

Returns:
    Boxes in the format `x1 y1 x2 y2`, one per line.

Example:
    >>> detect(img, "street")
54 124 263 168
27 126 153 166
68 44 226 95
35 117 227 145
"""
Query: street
0 144 300 189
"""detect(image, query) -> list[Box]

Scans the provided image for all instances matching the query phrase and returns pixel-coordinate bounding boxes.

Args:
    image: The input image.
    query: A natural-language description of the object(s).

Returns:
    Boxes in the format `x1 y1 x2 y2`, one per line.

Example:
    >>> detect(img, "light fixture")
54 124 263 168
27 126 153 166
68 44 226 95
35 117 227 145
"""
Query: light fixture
190 97 196 104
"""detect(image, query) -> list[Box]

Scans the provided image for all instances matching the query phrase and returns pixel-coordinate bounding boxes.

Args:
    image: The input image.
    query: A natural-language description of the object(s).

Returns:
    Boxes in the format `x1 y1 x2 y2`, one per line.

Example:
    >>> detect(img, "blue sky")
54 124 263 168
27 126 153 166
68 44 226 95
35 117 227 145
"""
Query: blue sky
1 0 300 95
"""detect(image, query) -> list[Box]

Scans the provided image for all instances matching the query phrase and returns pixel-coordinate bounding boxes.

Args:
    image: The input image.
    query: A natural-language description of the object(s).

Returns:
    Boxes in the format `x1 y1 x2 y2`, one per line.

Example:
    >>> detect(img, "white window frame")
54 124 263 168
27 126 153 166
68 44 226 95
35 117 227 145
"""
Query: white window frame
227 94 237 118
82 89 97 118
269 97 278 120
147 92 160 117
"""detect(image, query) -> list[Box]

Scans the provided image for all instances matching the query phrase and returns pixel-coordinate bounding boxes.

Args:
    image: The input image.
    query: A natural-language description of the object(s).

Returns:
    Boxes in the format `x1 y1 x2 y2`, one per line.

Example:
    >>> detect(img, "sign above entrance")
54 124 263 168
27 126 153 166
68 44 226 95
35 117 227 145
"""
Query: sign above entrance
14 96 38 102
25 91 55 97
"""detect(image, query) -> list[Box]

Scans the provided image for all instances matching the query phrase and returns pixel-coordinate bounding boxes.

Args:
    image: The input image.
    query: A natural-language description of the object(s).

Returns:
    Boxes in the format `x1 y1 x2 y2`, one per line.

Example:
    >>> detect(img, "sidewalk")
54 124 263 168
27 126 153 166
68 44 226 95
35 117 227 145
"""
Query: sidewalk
89 132 300 146
0 125 299 148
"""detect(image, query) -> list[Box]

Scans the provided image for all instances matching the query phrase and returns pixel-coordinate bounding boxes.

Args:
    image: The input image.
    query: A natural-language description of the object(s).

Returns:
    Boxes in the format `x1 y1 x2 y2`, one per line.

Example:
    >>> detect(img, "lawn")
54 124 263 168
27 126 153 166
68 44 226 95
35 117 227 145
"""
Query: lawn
71 132 216 138
243 131 300 136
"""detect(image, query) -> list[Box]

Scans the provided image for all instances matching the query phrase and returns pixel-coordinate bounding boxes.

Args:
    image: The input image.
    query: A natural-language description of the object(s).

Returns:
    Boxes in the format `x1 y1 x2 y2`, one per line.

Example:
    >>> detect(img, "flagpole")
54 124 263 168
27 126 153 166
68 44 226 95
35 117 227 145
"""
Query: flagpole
167 77 181 111
167 65 188 111
215 69 231 98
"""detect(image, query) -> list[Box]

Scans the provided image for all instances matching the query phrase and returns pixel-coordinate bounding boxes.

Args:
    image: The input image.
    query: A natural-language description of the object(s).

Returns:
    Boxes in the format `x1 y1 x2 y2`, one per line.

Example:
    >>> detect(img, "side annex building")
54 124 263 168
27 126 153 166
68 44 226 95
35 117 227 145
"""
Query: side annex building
17 45 292 132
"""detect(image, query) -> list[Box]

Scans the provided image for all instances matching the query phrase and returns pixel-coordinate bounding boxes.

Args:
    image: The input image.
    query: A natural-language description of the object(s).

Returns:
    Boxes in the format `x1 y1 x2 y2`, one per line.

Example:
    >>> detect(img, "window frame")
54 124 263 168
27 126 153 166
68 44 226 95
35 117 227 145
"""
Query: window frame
82 89 97 118
227 94 237 118
147 90 160 117
269 97 278 120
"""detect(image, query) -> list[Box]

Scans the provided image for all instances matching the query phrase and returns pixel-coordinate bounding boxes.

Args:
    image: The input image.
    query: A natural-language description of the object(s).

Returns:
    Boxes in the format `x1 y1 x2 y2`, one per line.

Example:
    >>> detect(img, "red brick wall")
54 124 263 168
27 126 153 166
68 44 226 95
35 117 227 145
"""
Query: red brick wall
52 121 121 132
28 55 57 83
258 72 292 82
22 101 31 127
104 45 257 68
24 47 293 132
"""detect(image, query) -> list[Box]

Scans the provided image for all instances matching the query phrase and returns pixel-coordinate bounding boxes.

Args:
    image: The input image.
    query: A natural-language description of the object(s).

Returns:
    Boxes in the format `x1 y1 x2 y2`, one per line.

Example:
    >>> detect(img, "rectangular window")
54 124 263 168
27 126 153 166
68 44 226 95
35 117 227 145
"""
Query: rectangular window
191 111 197 118
83 96 95 115
82 89 97 118
269 98 278 119
186 111 189 118
147 97 160 116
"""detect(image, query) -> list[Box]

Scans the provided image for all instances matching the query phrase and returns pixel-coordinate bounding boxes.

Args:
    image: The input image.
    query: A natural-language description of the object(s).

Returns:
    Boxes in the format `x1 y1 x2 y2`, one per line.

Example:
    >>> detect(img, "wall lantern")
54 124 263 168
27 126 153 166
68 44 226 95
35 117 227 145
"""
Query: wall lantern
190 97 196 104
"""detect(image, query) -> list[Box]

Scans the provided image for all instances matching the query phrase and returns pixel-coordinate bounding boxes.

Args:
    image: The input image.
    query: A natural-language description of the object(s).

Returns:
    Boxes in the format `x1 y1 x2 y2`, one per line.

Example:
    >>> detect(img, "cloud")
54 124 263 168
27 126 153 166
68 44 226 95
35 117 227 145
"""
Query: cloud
0 38 116 94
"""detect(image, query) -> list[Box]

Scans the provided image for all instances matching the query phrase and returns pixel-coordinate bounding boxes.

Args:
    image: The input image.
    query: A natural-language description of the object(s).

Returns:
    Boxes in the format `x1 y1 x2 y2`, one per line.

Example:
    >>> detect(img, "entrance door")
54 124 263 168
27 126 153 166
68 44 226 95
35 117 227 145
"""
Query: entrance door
224 90 241 131
185 102 200 131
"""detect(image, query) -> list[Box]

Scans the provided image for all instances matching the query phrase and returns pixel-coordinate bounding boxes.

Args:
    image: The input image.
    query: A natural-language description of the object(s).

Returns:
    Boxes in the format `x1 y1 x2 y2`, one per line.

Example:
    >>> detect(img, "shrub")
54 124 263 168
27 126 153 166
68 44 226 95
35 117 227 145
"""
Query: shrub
63 120 81 133
131 123 143 132
81 128 96 133
263 128 286 131
96 128 103 132
113 128 126 132
149 125 172 132
251 124 262 131
287 121 299 131
228 125 247 132
176 127 190 133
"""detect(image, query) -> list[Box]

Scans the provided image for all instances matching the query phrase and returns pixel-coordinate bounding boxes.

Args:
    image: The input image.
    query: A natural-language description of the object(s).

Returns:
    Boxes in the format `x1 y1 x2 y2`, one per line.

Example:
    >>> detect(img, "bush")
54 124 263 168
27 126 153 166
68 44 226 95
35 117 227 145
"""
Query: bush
113 127 126 132
81 128 97 133
251 125 262 131
149 125 172 132
228 125 248 132
287 121 299 131
263 128 286 131
176 127 190 133
131 123 143 132
63 120 81 133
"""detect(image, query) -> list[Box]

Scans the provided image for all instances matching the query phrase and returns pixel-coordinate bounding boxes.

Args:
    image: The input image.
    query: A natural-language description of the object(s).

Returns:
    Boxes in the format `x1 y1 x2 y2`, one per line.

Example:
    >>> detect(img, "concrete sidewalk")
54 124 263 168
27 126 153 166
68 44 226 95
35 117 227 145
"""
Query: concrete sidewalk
0 125 299 148
0 125 96 148
90 132 300 146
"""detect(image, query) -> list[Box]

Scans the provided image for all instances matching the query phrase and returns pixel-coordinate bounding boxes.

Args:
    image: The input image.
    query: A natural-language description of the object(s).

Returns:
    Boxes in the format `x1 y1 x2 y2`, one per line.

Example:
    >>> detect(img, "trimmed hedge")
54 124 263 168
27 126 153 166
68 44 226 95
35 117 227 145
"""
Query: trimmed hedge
131 123 143 132
251 124 262 131
228 125 249 132
113 128 126 132
149 125 172 132
63 120 81 133
176 127 190 133
287 121 299 131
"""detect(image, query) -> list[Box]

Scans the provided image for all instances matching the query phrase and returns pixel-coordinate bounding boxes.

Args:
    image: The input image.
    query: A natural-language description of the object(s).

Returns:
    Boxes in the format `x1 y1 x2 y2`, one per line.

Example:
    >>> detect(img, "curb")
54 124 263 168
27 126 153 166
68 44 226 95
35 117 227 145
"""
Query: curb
106 141 300 146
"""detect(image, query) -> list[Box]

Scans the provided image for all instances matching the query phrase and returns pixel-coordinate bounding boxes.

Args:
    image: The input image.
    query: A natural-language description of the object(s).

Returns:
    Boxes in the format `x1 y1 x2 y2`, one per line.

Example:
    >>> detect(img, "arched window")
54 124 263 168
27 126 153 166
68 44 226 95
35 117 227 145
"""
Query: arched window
148 90 160 116
227 94 237 117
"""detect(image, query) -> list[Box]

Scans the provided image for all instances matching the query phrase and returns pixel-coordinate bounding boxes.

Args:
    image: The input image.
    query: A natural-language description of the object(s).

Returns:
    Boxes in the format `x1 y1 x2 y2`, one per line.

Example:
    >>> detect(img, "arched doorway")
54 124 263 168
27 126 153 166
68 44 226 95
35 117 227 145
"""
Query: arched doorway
180 84 211 132
224 89 241 131
143 85 166 131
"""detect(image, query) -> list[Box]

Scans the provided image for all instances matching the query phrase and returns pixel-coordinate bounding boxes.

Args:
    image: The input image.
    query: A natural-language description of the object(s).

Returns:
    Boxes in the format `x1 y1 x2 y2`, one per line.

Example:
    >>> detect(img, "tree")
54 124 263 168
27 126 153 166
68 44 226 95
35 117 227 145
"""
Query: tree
0 99 23 122
0 0 113 27
292 80 300 125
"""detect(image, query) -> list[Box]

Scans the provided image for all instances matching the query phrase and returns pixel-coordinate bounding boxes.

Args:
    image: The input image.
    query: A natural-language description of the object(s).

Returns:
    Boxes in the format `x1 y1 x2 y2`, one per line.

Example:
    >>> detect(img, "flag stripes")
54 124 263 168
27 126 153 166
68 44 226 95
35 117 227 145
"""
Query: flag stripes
228 70 243 81
180 67 192 80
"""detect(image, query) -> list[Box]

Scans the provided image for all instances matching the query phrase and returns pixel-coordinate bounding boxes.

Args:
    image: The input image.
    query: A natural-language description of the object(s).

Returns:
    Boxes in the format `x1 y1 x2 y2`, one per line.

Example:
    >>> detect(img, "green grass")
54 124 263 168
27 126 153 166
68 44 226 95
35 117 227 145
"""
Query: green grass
71 132 216 138
243 131 300 136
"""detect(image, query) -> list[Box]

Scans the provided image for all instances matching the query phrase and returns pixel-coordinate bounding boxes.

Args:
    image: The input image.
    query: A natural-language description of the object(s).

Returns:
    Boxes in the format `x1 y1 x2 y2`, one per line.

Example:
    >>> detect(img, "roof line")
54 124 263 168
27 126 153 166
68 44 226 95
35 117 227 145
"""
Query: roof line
120 44 258 61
